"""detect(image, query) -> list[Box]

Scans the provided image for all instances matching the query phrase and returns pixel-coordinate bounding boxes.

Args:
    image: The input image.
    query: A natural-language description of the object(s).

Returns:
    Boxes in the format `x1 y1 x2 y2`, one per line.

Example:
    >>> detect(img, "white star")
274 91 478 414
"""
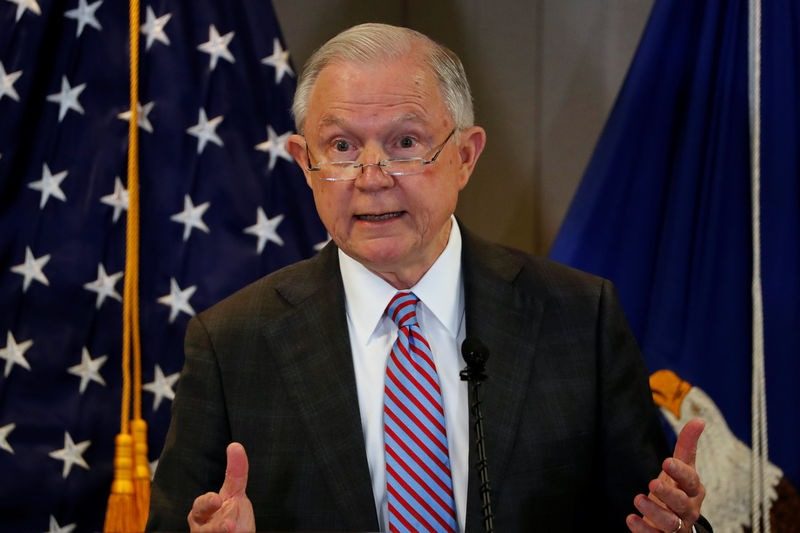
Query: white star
314 234 332 252
0 332 33 378
157 278 197 323
197 24 235 71
67 347 107 394
149 458 159 480
255 126 293 171
261 37 294 83
46 76 86 122
82 263 122 309
244 207 284 253
64 0 103 37
10 246 50 292
99 176 128 222
49 432 90 478
170 195 210 241
28 163 68 209
117 101 154 133
45 515 76 533
140 6 171 50
187 108 224 154
7 0 41 22
143 364 179 411
0 61 23 102
0 423 14 454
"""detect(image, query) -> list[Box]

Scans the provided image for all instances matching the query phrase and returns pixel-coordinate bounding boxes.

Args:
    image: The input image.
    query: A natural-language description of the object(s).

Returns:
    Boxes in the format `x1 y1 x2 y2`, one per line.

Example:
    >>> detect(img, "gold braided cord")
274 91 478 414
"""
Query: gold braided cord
121 0 141 434
104 3 143 531
130 0 143 424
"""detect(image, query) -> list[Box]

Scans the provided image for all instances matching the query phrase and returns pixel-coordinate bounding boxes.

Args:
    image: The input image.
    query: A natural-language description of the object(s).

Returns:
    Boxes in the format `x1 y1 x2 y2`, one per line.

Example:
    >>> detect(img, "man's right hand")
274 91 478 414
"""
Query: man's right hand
188 442 256 533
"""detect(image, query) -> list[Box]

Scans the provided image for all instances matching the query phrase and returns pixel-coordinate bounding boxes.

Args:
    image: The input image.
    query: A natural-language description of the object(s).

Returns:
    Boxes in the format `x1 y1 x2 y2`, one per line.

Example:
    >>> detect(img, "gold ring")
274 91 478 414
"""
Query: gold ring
669 517 683 533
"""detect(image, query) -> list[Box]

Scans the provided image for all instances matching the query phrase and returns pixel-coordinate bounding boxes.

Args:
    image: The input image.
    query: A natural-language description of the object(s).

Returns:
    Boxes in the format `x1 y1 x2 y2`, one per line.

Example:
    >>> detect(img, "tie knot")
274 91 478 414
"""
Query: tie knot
386 292 419 329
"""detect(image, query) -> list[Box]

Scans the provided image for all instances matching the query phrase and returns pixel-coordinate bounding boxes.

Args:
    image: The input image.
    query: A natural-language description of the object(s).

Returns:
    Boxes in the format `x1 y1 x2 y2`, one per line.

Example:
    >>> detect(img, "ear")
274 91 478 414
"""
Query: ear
286 133 313 187
455 126 486 189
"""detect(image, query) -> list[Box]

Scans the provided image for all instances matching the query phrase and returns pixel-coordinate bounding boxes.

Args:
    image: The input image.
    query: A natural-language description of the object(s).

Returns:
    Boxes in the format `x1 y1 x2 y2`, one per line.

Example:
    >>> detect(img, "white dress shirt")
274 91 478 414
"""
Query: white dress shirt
339 217 468 532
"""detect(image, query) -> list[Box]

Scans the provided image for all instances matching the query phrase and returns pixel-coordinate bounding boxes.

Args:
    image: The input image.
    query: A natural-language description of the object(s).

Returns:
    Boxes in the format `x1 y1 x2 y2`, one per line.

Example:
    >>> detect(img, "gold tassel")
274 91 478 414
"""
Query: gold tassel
104 433 137 533
132 418 151 531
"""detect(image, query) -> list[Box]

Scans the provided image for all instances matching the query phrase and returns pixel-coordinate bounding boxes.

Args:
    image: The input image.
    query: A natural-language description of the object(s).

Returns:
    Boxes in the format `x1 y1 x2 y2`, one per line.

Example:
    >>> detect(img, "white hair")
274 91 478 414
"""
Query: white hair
292 23 474 133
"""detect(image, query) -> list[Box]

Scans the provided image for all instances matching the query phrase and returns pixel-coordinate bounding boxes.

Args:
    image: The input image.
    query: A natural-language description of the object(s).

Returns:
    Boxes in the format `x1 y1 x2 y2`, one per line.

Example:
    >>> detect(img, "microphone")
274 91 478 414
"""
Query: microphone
460 337 494 533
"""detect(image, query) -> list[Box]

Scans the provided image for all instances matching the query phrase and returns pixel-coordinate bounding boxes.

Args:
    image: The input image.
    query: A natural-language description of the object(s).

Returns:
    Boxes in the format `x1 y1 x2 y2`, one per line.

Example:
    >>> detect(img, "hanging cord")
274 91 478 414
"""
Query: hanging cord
748 0 770 531
125 0 152 527
105 0 148 531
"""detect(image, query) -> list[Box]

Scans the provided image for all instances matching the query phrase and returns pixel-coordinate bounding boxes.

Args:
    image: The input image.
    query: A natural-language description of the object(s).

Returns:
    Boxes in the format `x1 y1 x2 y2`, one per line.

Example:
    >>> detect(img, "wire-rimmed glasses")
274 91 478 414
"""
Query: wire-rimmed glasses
305 129 455 182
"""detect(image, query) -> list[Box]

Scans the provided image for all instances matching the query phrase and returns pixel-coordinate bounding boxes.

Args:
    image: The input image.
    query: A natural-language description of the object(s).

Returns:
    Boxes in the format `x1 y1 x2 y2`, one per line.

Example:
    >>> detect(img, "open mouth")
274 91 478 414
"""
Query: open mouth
355 211 404 222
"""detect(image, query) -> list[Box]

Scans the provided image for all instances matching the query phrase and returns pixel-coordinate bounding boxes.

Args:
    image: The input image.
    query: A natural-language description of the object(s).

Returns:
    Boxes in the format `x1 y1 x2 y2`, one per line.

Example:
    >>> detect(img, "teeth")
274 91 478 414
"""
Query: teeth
358 212 402 221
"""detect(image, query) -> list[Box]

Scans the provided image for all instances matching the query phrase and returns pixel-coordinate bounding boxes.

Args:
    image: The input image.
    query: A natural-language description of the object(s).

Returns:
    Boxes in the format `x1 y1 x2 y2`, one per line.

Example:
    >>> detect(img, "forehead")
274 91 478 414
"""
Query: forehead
305 57 450 133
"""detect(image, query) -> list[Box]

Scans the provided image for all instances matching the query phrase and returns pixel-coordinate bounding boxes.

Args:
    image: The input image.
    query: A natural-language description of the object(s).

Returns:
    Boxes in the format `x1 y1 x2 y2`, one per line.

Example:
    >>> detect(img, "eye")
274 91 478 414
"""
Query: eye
334 139 350 152
398 136 416 149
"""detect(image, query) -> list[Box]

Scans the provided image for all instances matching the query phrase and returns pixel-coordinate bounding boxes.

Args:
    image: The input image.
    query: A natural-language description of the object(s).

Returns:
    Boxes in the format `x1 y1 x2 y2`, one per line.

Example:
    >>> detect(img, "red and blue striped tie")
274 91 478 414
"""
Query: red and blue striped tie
384 292 457 533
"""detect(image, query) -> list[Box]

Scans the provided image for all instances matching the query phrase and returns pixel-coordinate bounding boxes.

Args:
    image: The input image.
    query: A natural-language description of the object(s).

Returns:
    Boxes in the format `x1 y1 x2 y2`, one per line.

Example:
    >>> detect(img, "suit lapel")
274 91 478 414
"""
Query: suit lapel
261 245 379 530
461 230 545 530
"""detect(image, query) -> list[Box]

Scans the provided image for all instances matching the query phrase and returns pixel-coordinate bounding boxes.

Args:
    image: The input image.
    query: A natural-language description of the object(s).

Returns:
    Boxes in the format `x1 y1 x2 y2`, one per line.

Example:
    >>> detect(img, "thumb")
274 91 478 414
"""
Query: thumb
673 417 705 467
219 442 249 499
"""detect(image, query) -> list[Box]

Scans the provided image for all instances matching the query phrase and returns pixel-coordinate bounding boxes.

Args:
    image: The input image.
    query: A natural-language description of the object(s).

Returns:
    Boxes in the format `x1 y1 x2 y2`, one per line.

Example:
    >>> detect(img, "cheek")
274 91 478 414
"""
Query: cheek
312 188 349 230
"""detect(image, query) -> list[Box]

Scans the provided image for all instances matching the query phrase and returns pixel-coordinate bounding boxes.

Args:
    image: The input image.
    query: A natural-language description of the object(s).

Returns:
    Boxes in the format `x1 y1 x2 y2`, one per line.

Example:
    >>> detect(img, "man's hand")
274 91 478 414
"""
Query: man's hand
187 442 256 533
626 418 707 532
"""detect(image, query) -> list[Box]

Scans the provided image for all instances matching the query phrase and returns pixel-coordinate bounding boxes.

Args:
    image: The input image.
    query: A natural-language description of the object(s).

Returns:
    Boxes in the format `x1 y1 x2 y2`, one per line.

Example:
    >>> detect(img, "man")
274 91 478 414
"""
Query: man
148 23 710 532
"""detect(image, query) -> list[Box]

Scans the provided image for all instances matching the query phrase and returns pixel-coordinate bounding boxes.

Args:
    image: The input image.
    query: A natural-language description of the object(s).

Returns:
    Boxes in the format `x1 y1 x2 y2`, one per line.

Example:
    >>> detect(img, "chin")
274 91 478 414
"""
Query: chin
348 240 414 270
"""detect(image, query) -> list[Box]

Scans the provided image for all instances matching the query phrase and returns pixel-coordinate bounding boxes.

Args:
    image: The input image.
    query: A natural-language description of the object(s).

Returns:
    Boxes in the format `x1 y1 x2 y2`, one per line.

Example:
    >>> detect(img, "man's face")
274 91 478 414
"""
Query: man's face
288 54 485 288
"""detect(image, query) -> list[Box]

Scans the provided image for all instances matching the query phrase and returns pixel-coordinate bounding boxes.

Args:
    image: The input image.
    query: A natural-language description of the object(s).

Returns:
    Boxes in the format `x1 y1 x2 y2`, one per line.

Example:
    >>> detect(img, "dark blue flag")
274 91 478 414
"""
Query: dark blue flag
0 1 326 531
550 0 800 530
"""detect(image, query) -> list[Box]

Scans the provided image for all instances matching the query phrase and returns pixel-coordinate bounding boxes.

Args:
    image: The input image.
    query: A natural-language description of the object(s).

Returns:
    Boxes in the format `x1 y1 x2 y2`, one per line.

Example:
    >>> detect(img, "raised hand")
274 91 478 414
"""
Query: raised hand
627 418 706 532
187 442 256 533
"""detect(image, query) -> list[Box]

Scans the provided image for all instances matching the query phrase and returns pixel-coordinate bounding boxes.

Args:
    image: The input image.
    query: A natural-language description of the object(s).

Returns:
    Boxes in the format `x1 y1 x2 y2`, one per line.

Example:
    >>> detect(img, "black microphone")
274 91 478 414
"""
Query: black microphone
460 337 494 533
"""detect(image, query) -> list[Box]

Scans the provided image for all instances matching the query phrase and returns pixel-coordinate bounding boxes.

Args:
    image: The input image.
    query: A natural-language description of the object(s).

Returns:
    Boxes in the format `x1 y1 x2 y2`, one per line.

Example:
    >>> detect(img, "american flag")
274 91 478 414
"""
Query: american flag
0 1 326 531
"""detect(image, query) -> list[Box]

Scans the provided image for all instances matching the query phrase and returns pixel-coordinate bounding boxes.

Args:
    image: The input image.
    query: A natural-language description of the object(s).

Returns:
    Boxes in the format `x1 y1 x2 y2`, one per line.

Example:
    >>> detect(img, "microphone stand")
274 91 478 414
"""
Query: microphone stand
460 339 494 533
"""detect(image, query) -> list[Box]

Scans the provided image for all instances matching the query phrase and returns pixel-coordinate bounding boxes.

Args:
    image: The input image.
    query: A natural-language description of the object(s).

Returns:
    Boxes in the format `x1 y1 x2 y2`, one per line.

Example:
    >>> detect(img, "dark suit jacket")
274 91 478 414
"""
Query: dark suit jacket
147 228 709 532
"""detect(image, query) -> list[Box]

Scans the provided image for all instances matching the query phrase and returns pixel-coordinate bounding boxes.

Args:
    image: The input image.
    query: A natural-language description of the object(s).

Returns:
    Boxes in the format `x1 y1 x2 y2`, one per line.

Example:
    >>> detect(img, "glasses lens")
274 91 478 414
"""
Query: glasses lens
319 161 358 181
383 159 425 176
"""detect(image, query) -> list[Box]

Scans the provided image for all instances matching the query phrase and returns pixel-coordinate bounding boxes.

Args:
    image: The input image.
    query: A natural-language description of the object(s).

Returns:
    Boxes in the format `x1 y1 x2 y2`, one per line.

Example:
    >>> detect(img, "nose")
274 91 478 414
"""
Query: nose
354 161 394 190
354 145 394 189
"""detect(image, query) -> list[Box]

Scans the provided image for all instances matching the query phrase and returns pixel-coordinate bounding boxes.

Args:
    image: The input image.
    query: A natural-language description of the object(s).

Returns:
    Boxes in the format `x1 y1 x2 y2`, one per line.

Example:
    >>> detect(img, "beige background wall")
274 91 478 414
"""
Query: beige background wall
272 0 654 256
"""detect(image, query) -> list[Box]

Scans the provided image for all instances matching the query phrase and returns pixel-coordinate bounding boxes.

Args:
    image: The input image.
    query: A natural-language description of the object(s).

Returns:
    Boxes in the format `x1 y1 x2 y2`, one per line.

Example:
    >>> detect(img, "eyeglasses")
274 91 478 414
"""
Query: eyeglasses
305 129 455 182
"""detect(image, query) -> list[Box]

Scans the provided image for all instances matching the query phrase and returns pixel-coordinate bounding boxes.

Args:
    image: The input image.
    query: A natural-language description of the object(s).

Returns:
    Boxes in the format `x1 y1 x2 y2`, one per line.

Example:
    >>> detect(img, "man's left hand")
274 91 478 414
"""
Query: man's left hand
626 418 706 532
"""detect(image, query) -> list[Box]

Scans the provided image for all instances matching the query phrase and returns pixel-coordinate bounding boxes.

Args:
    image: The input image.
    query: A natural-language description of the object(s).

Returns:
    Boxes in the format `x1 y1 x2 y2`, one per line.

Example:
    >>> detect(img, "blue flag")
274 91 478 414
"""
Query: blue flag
550 0 800 529
0 1 326 531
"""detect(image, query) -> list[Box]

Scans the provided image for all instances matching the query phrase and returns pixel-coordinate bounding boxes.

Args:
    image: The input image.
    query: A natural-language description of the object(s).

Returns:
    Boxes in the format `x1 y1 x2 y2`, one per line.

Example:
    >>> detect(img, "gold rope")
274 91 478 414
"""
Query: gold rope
105 0 147 530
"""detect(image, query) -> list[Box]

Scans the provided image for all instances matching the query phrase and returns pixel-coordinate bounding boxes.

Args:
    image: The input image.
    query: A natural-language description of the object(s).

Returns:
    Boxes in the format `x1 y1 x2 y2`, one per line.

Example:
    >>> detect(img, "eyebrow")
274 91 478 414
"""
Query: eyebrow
316 113 428 130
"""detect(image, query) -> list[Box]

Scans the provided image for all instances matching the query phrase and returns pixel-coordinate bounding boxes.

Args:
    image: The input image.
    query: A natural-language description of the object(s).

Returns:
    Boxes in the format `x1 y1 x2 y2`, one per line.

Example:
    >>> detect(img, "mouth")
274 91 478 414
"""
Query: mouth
355 211 404 222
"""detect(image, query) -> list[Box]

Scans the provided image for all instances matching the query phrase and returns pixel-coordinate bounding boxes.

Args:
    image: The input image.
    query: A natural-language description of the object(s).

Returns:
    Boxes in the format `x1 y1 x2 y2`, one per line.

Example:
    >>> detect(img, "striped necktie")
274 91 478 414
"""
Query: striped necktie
383 292 457 532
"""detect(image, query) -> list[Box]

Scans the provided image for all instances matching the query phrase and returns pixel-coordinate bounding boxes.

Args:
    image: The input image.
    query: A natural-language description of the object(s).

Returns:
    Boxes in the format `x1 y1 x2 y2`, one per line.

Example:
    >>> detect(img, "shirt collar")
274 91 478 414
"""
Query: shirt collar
339 216 464 345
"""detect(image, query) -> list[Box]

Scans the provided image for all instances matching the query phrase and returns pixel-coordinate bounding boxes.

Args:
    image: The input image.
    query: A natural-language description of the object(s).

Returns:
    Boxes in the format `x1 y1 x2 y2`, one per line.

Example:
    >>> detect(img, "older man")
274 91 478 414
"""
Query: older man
147 23 709 533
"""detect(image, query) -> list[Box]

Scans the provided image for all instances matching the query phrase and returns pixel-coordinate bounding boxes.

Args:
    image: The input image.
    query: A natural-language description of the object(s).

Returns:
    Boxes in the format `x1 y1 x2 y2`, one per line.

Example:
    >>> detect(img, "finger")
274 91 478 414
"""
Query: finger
190 518 232 533
219 442 249 500
188 492 222 526
673 418 704 468
634 493 683 532
625 513 660 533
662 457 702 497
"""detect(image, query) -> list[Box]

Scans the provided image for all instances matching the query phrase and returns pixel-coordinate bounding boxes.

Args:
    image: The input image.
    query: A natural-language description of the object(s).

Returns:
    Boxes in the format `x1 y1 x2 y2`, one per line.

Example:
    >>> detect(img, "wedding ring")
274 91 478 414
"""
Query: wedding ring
668 517 683 533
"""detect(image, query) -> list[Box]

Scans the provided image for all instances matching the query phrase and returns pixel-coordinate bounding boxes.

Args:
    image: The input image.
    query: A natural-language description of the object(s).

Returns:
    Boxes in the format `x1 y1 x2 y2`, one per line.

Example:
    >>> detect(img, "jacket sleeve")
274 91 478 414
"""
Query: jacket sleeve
146 316 231 532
